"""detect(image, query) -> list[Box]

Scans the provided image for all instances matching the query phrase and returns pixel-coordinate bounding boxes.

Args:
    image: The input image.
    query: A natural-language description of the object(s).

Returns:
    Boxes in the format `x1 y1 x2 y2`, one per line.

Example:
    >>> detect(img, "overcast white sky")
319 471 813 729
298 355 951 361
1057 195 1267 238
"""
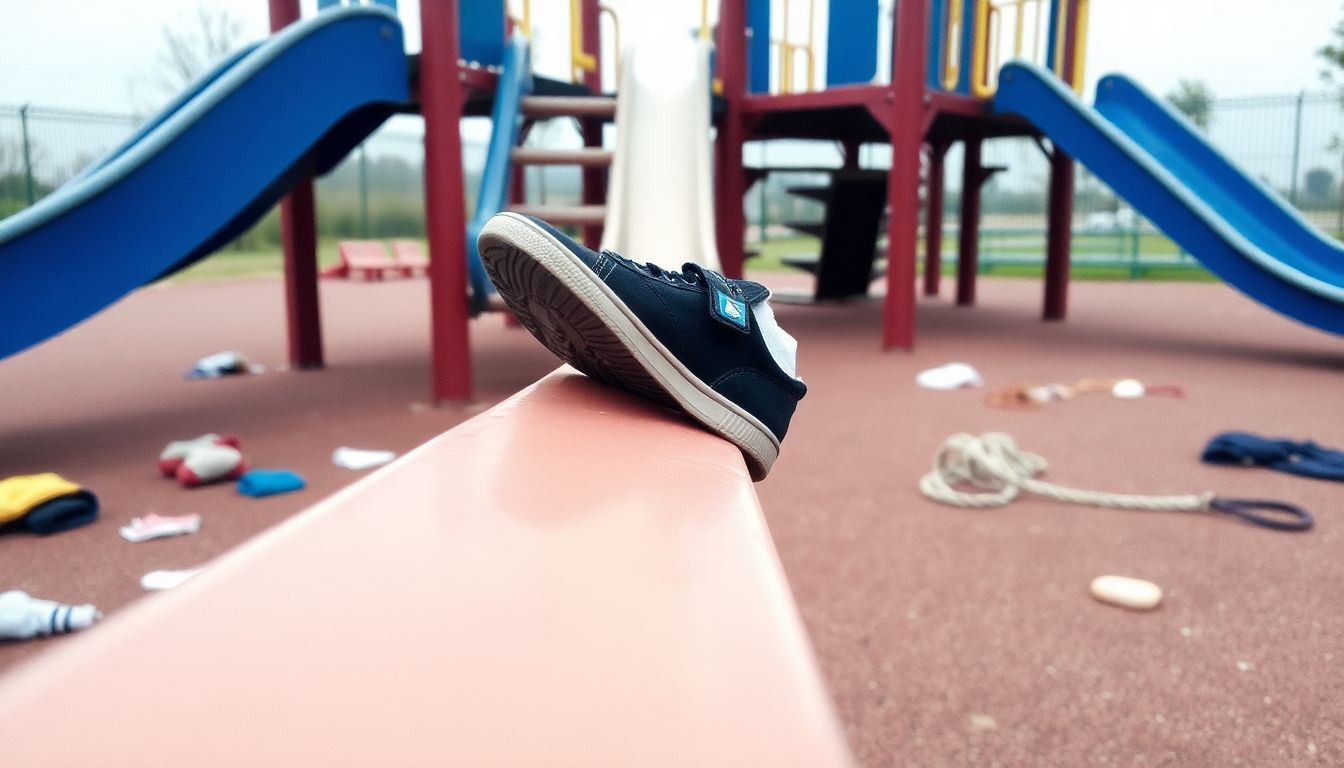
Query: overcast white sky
1 0 1341 114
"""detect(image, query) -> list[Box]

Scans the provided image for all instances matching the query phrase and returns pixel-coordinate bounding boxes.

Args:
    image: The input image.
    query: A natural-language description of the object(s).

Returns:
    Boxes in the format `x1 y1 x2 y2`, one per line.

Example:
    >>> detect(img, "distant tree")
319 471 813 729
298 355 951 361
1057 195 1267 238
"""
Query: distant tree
1305 167 1336 204
0 134 52 205
1166 79 1213 130
0 136 24 178
1318 7 1344 85
1318 7 1344 228
131 6 244 111
156 7 243 91
54 151 101 188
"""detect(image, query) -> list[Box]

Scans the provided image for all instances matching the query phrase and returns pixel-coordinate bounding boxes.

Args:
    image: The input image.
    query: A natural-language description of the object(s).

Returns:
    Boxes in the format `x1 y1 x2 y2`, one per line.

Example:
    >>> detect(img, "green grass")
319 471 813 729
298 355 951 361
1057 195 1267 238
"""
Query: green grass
749 234 1216 281
169 249 286 281
167 239 378 282
980 263 1218 282
750 236 815 272
167 232 1215 284
983 230 1183 257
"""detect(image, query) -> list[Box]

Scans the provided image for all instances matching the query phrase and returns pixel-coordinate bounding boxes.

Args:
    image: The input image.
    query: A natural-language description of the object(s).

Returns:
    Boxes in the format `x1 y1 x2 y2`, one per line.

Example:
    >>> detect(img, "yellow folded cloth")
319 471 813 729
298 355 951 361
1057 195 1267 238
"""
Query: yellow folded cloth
0 473 82 525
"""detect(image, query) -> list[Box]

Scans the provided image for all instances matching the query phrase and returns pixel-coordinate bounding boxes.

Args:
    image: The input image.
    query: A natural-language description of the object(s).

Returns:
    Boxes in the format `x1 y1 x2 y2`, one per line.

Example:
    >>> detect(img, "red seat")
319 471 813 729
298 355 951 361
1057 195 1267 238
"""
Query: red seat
390 239 429 277
322 241 397 281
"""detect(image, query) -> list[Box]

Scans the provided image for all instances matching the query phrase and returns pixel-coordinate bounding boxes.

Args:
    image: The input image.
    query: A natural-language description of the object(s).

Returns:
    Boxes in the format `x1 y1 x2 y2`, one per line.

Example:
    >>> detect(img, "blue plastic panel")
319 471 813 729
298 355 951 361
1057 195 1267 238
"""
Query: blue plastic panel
1097 74 1344 291
747 0 771 93
826 0 877 86
460 0 505 67
994 62 1344 336
1045 0 1059 73
954 0 974 92
0 8 410 360
927 0 944 89
465 35 532 313
928 0 975 93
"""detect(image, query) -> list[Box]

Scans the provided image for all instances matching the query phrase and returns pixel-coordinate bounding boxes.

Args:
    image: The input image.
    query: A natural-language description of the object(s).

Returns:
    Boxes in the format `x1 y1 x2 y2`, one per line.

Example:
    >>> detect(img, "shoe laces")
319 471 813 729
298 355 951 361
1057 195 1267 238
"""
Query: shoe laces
602 250 701 284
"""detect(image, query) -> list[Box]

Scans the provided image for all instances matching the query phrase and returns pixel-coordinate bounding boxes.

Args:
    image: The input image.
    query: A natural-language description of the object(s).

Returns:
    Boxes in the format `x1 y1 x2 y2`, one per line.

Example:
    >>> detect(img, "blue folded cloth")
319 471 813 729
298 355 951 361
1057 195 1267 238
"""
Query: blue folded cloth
1202 432 1344 483
236 469 306 498
23 490 99 534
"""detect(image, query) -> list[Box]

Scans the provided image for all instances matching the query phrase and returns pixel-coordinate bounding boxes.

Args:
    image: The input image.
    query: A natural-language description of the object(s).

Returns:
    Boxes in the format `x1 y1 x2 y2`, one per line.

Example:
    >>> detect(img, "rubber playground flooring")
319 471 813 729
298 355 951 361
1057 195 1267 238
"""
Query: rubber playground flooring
1 273 1341 766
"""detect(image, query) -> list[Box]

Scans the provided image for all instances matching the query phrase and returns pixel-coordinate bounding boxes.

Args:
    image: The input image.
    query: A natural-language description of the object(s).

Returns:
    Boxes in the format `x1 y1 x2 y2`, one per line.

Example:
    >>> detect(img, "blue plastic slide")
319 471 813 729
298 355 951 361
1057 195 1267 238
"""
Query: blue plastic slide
994 62 1344 336
0 7 410 360
465 35 532 315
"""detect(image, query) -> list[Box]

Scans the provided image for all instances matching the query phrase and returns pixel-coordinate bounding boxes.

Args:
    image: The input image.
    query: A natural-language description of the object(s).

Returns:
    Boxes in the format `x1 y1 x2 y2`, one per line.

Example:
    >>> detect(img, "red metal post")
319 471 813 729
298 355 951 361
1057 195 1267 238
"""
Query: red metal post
923 141 947 297
579 0 605 247
881 0 928 349
1043 0 1079 320
956 137 982 306
714 0 748 280
1043 149 1074 319
269 0 323 369
421 0 474 401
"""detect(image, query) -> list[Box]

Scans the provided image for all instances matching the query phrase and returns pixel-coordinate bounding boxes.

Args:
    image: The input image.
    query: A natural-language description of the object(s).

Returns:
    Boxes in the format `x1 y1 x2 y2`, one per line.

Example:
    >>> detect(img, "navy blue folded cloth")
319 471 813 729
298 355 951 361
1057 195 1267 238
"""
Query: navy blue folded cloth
24 490 100 534
236 469 306 498
1202 432 1344 482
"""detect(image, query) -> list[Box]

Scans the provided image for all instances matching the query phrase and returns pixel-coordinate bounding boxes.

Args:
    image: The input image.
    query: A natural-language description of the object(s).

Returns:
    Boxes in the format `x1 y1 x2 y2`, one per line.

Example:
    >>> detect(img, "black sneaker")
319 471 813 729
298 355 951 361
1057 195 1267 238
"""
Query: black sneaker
478 212 806 480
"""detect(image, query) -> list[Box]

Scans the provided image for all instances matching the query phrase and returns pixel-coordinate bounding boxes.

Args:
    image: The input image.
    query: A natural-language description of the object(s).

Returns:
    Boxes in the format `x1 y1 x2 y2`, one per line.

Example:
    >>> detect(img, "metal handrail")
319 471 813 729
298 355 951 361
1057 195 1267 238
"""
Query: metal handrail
775 41 816 93
569 0 596 83
970 0 993 97
508 0 531 38
1051 0 1068 79
1048 0 1087 92
568 1 620 86
988 3 1002 83
773 0 816 93
941 0 964 90
1069 0 1089 91
703 0 724 94
601 3 621 83
970 0 1084 97
1048 0 1080 91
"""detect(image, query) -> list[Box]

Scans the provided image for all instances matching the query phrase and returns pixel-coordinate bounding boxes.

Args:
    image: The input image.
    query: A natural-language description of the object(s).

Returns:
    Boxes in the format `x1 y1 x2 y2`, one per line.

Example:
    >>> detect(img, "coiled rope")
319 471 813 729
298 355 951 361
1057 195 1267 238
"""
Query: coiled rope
919 433 1312 530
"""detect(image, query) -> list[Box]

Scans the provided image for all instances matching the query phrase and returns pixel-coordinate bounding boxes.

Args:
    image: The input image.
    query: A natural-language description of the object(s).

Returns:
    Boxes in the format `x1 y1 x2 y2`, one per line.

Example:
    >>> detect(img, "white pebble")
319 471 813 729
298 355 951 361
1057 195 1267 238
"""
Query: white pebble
968 713 998 731
1111 379 1146 399
1090 575 1163 610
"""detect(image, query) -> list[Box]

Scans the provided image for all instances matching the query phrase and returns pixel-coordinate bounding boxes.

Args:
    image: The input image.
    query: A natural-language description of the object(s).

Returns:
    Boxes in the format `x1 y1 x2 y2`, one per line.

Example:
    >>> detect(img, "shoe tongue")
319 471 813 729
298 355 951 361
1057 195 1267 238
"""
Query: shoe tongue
729 278 770 304
684 263 755 335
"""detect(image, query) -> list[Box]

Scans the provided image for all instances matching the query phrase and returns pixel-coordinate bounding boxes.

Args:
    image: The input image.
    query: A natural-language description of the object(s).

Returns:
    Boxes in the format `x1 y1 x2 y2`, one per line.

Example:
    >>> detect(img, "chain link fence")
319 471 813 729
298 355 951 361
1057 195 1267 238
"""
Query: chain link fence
3 90 1343 275
971 90 1344 275
0 105 139 218
0 104 489 250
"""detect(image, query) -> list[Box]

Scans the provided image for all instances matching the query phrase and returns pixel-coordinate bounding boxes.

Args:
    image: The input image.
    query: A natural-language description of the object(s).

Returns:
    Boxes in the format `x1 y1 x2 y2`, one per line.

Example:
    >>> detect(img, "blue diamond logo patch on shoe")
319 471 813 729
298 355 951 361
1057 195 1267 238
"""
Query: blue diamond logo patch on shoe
716 290 749 330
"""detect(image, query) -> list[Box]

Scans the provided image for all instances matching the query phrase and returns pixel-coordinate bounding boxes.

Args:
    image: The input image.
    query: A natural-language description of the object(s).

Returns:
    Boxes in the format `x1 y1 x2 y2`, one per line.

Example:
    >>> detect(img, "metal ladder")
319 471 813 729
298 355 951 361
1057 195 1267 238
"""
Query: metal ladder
505 95 616 228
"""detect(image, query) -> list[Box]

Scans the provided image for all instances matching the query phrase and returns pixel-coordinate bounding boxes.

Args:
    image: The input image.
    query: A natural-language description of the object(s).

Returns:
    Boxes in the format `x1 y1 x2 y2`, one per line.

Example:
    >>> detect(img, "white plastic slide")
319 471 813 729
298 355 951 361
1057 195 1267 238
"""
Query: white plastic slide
601 38 721 271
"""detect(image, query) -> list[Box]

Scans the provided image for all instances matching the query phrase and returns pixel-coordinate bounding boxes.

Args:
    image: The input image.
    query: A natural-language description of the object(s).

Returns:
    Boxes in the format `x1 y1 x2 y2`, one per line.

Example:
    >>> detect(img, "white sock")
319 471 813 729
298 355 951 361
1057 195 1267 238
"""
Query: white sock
915 362 984 390
120 513 203 543
331 447 396 470
140 568 204 591
751 300 800 381
0 590 100 640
